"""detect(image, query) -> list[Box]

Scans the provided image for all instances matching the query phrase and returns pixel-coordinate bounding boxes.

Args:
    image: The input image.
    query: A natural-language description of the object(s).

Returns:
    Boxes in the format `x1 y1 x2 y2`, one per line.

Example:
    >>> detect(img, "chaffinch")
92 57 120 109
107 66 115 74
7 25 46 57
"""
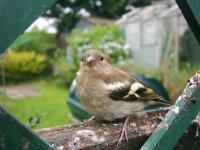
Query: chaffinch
76 49 170 145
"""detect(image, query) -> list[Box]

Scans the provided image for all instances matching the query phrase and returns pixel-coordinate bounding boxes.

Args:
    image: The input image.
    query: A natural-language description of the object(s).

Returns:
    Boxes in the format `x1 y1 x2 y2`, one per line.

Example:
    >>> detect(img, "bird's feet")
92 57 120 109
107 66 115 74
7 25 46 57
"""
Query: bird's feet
117 116 130 146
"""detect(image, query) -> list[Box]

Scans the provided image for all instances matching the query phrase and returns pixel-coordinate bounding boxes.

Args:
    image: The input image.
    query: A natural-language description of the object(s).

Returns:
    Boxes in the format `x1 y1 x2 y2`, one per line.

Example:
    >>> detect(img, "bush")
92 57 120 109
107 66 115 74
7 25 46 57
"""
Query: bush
67 25 131 67
53 64 77 87
0 51 52 81
12 30 58 58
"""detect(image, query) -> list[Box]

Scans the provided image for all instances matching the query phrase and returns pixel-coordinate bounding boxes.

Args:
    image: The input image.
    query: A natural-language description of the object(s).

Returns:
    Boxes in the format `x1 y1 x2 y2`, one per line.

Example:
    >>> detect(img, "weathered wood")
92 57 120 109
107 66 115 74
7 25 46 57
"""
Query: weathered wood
36 108 200 150
36 108 169 150
141 71 200 150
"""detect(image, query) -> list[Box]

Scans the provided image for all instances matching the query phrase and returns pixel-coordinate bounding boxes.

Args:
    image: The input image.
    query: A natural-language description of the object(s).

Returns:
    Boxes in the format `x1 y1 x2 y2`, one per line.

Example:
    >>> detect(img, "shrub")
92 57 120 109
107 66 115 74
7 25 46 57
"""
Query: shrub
0 51 52 81
12 30 58 58
53 64 77 87
67 25 131 67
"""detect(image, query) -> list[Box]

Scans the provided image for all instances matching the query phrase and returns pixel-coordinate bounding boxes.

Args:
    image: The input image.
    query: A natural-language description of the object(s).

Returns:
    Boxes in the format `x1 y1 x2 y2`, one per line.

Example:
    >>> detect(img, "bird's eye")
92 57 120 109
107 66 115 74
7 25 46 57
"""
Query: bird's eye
100 56 104 61
81 58 83 61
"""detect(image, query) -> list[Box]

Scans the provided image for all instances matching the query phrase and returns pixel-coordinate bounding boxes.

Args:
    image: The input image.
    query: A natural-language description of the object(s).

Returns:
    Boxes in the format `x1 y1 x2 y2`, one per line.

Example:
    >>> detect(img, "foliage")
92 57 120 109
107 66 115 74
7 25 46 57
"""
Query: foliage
46 0 126 33
12 30 58 58
52 56 77 87
132 0 151 7
45 0 151 33
67 25 131 67
28 113 45 129
0 51 52 81
51 25 131 87
0 81 73 128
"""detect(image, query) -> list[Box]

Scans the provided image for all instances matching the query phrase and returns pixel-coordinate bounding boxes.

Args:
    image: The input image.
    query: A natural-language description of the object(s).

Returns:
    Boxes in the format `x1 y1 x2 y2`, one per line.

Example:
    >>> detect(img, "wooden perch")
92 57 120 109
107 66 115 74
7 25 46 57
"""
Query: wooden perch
36 108 168 150
36 108 200 150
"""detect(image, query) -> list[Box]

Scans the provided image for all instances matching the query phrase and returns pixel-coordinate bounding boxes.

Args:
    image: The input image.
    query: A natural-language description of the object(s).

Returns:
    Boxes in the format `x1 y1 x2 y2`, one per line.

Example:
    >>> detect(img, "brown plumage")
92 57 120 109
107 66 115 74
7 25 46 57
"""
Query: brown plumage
76 49 170 145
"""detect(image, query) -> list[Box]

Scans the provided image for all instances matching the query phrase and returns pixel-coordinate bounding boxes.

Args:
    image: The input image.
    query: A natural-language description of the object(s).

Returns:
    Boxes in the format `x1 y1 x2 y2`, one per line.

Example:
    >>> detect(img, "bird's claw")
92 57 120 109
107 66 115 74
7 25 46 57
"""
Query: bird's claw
117 116 130 147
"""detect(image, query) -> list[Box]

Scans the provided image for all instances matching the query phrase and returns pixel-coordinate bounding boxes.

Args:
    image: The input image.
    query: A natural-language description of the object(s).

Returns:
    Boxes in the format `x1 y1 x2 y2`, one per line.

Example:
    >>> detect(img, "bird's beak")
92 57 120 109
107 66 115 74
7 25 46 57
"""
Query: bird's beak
86 56 94 64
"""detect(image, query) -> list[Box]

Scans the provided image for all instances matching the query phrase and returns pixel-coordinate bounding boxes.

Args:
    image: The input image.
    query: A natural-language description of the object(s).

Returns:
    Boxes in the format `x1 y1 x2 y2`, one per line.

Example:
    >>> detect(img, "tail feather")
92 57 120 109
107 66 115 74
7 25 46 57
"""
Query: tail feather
153 97 172 106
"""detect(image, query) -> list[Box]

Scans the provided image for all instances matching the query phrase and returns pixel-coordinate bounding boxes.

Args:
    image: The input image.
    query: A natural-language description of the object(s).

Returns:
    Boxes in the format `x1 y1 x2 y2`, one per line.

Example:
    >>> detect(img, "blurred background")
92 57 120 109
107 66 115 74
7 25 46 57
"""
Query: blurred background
0 0 199 129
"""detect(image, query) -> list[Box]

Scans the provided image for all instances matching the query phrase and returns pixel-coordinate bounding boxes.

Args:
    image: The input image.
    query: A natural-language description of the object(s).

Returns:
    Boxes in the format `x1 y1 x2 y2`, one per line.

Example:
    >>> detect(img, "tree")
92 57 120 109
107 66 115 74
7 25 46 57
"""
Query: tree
45 0 151 34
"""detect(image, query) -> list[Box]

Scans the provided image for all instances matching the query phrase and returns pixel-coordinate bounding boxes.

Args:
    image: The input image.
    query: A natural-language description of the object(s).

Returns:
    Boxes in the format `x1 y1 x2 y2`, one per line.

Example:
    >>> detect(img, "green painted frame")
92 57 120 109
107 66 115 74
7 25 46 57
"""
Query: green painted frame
0 106 55 150
0 0 55 53
0 0 56 149
176 0 200 44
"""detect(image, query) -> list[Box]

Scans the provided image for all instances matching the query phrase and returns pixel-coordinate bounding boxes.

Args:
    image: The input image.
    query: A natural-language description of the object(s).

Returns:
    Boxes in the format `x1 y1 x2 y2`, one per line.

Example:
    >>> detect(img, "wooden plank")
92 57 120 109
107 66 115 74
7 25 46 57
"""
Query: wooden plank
176 0 200 44
141 71 200 150
0 106 55 150
0 0 55 53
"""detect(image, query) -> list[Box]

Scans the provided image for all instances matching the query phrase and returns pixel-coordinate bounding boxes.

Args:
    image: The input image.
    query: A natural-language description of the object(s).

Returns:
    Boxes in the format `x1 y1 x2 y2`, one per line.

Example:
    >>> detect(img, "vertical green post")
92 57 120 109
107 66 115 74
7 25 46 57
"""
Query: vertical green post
176 0 200 44
141 72 200 150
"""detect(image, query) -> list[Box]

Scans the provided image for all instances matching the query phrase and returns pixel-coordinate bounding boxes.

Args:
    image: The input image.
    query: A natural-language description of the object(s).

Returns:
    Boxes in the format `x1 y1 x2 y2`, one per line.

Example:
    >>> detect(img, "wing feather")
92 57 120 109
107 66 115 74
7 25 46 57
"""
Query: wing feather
102 67 169 104
107 80 165 102
107 80 137 101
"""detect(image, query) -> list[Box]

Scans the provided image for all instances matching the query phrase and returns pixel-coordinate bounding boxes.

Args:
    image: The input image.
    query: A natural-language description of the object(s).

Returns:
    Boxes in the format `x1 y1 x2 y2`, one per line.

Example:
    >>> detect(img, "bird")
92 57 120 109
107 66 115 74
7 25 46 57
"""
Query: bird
76 49 170 145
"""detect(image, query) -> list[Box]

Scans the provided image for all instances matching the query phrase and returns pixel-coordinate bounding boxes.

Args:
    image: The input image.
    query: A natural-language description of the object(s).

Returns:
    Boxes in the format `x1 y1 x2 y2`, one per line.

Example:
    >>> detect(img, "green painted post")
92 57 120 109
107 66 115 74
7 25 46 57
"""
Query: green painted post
0 0 55 53
187 0 200 26
0 0 57 149
141 72 200 150
0 106 55 150
176 0 200 44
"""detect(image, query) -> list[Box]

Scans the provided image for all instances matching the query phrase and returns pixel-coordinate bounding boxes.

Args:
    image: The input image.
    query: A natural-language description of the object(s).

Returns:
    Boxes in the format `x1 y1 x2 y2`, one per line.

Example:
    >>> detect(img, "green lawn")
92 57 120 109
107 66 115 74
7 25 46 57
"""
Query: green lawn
0 81 73 129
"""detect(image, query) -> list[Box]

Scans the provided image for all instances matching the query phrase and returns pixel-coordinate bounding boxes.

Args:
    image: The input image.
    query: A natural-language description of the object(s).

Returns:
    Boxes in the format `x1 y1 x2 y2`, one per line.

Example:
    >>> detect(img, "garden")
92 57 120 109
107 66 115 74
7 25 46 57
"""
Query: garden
0 24 199 129
1 0 200 149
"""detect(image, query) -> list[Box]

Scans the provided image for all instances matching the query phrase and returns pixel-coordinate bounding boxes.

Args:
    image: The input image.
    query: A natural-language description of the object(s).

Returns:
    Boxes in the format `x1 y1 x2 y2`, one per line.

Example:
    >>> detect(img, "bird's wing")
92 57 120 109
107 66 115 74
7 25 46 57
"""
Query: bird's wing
104 68 169 104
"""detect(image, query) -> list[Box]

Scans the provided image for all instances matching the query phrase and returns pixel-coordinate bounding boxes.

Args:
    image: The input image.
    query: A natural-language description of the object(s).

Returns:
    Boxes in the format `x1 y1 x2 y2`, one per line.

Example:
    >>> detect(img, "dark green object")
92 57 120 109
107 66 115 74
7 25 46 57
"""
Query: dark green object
185 29 200 65
0 106 55 150
0 0 55 53
176 0 200 45
67 74 170 121
187 0 200 25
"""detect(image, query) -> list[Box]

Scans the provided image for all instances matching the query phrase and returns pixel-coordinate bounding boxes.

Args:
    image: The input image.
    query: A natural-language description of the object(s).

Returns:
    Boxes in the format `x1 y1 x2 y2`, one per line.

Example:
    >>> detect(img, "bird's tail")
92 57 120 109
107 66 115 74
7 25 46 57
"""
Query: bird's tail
153 97 172 106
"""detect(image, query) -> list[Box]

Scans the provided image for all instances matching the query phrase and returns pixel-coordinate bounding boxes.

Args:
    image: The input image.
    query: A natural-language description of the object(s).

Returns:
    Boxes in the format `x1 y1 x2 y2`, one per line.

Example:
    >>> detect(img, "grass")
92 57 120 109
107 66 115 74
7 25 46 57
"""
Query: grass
0 81 73 129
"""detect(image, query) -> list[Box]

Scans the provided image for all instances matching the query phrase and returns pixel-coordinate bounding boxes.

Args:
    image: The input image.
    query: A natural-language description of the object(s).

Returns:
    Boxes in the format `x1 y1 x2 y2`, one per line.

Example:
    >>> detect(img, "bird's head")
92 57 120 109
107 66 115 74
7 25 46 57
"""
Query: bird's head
79 50 111 73
81 50 108 67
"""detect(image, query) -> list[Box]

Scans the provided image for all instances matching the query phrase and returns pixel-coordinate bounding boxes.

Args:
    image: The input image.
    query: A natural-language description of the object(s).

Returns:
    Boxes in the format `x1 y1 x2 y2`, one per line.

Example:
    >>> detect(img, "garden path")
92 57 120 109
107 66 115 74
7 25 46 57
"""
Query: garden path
0 84 43 99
